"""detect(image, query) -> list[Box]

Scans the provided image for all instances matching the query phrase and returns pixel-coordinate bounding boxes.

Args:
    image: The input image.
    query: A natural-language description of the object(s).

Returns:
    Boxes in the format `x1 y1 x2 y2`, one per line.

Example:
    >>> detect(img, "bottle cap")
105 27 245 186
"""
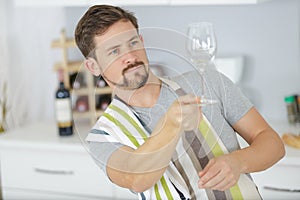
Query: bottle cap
57 69 64 82
285 96 296 103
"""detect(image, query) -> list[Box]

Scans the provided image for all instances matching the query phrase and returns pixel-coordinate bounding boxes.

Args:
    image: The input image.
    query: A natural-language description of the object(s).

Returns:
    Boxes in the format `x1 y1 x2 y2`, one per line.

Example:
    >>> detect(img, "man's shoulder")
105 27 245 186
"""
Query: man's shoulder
169 70 198 83
168 69 218 88
169 69 221 82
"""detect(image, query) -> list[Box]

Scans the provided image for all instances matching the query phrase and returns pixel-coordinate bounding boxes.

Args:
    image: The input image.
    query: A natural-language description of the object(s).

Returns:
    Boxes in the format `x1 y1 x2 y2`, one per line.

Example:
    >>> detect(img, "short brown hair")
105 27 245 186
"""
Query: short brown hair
75 5 138 58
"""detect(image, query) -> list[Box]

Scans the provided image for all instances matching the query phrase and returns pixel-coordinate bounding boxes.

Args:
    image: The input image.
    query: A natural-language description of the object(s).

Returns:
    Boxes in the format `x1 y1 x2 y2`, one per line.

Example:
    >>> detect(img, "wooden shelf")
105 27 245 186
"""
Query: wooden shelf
53 61 83 73
73 111 92 119
71 88 90 96
51 38 76 48
71 87 112 96
95 87 112 95
52 29 112 125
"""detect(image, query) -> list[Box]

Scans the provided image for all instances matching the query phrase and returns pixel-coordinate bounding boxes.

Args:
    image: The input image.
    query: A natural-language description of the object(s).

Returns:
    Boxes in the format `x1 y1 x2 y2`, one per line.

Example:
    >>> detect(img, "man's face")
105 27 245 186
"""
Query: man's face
93 20 149 90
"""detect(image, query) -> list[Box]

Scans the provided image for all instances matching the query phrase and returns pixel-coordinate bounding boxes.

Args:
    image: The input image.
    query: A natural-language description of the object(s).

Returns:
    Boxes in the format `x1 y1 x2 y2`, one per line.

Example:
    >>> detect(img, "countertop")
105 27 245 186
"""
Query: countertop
1 119 300 163
0 120 91 152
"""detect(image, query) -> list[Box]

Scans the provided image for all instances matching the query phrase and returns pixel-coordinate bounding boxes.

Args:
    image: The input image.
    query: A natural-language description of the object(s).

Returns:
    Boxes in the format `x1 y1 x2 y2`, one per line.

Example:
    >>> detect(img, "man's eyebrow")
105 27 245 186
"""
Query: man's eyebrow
128 35 139 42
105 35 139 52
105 44 121 52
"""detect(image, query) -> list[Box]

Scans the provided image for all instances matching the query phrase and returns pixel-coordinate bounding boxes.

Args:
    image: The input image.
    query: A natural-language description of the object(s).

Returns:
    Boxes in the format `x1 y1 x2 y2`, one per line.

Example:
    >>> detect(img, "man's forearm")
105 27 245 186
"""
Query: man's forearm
109 119 181 173
107 116 183 192
107 95 201 192
232 128 285 174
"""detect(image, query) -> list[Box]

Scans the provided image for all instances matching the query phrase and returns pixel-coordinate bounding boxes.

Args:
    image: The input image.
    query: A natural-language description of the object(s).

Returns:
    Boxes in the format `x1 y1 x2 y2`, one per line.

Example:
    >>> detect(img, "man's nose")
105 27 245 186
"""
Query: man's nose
122 51 137 65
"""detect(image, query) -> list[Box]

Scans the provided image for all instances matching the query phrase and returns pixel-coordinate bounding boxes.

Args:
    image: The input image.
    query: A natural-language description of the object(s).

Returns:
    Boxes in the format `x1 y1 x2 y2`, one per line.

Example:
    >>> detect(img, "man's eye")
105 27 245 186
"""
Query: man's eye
109 49 119 55
130 40 139 47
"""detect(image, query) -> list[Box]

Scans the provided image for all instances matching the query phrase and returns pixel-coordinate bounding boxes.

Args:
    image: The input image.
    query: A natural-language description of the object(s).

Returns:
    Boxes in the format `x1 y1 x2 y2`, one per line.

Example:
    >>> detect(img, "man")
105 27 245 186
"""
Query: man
75 5 285 200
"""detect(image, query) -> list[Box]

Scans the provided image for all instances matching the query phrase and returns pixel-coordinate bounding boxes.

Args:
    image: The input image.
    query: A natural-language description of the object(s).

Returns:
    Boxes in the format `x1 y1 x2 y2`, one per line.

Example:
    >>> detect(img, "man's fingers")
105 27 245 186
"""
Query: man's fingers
211 178 236 191
178 94 200 105
198 156 241 191
198 159 218 184
198 172 225 189
199 158 215 178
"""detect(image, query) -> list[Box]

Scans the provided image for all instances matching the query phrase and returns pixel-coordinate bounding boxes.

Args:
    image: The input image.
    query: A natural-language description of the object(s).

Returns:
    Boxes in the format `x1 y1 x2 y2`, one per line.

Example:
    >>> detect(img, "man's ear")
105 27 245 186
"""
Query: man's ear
84 58 101 76
139 34 144 44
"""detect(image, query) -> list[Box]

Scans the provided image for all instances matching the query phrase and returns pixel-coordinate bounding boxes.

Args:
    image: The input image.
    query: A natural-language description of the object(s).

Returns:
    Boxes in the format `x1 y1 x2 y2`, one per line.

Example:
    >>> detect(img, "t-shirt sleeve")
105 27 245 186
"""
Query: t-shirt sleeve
216 71 253 125
88 139 124 176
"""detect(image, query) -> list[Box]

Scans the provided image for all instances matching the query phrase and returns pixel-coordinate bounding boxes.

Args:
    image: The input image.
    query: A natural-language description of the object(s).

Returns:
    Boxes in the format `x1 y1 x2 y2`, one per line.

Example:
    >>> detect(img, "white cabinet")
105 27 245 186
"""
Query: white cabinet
252 121 300 199
2 120 298 199
0 121 136 200
170 0 271 5
14 0 89 7
252 163 300 199
89 0 169 6
14 0 272 7
239 120 300 199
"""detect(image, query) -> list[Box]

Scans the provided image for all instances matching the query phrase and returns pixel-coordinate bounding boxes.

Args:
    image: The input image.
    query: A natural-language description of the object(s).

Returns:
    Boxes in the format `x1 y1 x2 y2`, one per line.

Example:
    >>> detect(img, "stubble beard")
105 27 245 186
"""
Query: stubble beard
121 64 149 90
103 61 149 90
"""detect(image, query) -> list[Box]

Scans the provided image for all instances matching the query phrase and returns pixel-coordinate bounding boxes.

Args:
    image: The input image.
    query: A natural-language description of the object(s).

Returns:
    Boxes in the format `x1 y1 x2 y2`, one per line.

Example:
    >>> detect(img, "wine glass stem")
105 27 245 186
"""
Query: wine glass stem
199 67 206 101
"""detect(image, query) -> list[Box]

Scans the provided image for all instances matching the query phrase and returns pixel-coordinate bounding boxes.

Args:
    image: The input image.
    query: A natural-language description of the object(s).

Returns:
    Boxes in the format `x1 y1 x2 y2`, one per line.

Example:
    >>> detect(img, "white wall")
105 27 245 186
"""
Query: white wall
0 0 9 126
3 0 299 129
66 0 300 121
130 0 300 121
2 1 65 128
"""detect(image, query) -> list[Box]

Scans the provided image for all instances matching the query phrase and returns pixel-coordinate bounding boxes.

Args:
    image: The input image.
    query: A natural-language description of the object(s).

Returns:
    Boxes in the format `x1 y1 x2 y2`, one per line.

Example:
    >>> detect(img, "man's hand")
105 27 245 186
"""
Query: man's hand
107 94 202 192
166 94 202 132
198 154 242 191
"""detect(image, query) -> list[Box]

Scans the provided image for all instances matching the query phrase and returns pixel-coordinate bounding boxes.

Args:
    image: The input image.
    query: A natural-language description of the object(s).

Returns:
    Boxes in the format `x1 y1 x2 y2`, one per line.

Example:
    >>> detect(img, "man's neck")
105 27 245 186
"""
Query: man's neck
114 74 162 108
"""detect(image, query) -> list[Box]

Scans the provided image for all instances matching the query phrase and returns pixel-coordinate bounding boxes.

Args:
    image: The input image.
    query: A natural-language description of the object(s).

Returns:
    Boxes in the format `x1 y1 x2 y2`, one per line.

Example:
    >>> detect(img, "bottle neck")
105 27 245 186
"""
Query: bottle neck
59 82 65 89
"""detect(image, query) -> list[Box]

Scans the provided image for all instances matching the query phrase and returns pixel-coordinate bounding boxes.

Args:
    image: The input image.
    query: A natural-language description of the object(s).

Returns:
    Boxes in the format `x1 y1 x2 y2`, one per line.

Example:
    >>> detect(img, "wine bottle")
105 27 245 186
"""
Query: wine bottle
94 76 107 88
55 70 73 136
96 94 111 111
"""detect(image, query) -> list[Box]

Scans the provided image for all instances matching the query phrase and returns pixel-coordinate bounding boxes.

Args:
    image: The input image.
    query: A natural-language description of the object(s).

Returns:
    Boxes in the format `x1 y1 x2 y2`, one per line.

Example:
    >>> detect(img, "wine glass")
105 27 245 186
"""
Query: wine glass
186 22 218 106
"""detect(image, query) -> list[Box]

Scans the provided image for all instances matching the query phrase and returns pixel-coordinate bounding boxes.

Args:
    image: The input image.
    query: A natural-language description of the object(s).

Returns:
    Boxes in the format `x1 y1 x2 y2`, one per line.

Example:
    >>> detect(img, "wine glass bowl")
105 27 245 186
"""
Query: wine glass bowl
186 22 218 105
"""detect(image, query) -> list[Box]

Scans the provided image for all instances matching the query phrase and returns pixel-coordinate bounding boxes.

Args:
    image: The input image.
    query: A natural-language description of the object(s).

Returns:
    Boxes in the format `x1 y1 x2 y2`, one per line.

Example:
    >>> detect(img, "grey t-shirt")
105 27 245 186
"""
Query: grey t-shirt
89 69 252 175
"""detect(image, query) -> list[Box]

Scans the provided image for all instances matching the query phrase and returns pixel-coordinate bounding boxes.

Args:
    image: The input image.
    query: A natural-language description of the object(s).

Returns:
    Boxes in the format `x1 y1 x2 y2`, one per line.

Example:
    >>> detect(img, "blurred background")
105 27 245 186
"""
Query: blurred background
1 0 300 199
1 0 299 129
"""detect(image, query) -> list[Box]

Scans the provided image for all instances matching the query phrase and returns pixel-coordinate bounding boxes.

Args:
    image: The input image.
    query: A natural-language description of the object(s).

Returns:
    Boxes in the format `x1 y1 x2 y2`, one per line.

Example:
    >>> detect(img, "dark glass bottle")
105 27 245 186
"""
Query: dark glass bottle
55 71 73 136
96 94 112 111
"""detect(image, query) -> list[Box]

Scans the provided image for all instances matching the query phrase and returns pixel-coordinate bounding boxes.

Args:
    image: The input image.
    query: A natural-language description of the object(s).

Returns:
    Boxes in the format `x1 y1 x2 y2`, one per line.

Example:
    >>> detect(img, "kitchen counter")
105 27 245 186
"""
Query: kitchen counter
1 119 299 199
0 120 91 151
251 120 300 199
0 120 136 200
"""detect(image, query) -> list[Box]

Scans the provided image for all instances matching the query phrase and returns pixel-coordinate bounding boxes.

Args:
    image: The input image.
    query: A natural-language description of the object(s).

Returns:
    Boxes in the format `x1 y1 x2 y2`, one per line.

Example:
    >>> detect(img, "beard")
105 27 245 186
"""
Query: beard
103 61 149 90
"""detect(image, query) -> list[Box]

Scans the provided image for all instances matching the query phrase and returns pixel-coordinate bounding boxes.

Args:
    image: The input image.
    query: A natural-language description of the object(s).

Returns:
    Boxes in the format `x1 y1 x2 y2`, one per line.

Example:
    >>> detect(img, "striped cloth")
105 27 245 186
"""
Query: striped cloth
86 79 262 200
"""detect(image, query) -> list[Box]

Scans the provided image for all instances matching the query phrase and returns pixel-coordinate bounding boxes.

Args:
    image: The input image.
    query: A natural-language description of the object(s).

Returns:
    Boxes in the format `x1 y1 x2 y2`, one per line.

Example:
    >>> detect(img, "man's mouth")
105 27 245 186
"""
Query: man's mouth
122 61 145 75
125 65 142 73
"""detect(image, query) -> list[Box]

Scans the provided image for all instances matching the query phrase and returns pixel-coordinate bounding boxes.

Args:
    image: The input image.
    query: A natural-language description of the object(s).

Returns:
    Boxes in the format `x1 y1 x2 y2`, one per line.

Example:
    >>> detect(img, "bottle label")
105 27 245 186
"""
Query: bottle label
55 99 72 126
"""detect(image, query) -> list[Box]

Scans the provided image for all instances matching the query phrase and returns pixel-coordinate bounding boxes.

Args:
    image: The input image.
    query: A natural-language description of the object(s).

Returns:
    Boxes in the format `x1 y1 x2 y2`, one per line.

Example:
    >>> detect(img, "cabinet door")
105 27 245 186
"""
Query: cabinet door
2 187 106 200
1 148 115 198
252 164 300 199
